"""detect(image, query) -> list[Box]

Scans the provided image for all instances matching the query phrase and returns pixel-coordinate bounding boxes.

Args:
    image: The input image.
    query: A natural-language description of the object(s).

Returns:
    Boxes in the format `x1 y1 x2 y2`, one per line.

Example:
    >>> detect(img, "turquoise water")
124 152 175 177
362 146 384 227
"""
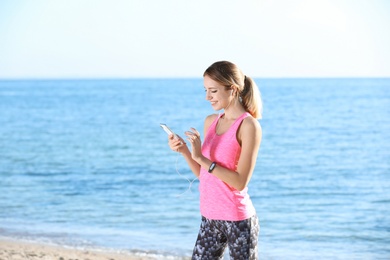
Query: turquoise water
0 78 389 259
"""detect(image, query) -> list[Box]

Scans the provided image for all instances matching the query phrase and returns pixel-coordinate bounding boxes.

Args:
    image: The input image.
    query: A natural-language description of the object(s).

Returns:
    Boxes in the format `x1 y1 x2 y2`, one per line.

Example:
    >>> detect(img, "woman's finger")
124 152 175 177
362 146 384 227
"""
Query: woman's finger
190 127 201 137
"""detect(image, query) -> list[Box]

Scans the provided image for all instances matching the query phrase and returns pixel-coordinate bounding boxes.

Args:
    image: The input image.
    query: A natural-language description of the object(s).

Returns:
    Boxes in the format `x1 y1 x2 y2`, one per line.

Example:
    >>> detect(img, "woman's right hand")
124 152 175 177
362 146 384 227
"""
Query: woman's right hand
168 134 187 153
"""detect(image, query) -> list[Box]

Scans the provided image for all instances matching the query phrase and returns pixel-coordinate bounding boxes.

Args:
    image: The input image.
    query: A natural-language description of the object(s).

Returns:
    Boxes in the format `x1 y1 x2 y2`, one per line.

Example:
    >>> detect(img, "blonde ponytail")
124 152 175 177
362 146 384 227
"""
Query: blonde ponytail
241 76 262 119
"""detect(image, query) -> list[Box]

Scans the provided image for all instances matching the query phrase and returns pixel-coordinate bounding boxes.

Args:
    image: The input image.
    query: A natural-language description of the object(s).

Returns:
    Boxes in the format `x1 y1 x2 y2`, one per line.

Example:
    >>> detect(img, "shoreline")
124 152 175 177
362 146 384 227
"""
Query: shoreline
0 237 188 260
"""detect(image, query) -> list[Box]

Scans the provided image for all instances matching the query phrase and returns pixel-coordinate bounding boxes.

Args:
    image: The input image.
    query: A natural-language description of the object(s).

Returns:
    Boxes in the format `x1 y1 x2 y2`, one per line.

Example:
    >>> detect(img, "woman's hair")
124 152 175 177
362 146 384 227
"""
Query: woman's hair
203 61 263 119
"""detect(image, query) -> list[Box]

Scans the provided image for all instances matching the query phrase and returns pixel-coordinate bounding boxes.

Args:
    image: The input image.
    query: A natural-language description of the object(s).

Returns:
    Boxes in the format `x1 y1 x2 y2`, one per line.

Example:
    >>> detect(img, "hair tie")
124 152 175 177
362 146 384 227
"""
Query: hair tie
241 75 249 96
241 75 246 89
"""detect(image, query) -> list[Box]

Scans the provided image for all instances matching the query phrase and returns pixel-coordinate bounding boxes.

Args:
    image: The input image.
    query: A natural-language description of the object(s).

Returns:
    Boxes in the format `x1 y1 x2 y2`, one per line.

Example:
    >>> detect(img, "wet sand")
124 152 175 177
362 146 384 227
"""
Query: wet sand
0 238 176 260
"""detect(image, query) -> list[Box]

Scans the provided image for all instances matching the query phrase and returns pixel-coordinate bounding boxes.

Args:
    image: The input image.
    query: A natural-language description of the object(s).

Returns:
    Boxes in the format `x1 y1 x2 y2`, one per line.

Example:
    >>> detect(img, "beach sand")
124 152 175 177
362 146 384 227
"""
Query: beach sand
0 238 182 260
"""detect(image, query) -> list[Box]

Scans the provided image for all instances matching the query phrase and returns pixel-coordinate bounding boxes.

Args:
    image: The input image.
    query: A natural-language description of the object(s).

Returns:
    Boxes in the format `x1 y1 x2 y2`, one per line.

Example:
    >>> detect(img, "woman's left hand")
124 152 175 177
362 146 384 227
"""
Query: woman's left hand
185 127 203 163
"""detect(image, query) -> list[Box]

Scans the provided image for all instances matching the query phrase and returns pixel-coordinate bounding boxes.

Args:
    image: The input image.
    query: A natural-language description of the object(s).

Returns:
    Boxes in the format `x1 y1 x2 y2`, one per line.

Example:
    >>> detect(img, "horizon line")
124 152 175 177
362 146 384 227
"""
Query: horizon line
1 76 390 81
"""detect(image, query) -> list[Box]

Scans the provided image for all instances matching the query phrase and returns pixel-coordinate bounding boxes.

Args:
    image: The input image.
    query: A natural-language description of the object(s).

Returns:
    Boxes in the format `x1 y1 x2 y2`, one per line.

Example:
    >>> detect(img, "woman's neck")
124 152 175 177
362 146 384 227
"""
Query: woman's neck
223 100 246 121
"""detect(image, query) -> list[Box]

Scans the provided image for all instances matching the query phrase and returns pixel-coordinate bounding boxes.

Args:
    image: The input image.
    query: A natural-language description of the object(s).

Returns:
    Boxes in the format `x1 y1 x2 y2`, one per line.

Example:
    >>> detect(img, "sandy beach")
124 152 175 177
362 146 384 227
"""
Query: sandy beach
0 238 183 260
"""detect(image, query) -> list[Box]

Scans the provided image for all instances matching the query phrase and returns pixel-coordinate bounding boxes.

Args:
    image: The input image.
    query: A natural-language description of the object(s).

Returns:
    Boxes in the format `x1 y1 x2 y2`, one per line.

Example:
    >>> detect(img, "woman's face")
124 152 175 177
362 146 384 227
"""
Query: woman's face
204 75 232 111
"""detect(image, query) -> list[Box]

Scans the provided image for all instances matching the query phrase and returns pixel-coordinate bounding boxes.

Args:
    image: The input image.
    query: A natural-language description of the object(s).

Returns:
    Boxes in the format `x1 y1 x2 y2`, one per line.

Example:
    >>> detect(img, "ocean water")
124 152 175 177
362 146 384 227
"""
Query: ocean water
0 78 389 259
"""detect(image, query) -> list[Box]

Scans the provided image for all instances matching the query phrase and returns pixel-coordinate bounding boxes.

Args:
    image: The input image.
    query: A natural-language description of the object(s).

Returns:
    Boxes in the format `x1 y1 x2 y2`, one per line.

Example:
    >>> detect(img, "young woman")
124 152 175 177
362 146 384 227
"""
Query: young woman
167 61 263 259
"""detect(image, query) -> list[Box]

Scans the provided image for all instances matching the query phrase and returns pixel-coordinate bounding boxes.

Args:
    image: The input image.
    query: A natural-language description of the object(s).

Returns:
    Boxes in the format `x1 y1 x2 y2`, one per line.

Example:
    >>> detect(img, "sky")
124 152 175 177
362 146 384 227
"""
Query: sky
0 0 389 79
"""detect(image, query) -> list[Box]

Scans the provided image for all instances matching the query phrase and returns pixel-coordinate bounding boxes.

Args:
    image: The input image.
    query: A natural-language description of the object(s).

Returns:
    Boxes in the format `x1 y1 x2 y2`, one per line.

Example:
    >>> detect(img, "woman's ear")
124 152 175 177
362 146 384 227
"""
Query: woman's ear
230 86 238 97
230 85 235 96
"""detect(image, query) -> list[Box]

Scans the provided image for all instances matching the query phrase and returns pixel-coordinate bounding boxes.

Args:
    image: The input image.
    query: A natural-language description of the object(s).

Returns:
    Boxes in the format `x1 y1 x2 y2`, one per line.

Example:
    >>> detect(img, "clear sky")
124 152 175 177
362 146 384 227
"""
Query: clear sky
1 0 389 79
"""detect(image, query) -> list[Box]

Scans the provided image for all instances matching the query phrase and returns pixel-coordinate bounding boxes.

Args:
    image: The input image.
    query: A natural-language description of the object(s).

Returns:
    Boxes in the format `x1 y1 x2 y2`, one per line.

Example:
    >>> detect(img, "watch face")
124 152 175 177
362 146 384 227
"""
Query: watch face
209 162 216 172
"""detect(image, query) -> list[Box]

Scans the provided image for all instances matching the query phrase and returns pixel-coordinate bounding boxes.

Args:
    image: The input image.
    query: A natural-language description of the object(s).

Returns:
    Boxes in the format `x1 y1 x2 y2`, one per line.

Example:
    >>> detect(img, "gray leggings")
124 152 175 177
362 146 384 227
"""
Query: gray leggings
192 215 259 260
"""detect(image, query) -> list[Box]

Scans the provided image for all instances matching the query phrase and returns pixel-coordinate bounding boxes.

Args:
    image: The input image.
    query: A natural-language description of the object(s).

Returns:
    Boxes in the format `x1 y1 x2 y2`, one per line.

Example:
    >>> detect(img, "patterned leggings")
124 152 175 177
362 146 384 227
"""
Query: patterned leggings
192 215 259 260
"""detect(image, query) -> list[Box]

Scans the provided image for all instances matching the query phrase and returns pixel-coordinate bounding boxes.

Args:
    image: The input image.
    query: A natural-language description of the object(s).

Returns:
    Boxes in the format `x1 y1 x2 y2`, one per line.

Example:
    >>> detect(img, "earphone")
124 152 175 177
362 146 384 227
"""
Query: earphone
174 152 197 197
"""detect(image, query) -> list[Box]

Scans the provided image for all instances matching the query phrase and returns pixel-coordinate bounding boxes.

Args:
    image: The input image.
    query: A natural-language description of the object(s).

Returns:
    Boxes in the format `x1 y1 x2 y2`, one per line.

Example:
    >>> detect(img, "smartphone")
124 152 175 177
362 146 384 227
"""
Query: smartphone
160 123 175 136
160 124 181 142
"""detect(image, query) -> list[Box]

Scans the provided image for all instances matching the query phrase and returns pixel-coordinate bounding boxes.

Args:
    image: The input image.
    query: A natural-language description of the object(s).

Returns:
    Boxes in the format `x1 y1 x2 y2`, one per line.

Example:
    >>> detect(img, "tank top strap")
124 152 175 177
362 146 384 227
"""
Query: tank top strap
208 113 224 132
229 112 251 134
205 113 224 137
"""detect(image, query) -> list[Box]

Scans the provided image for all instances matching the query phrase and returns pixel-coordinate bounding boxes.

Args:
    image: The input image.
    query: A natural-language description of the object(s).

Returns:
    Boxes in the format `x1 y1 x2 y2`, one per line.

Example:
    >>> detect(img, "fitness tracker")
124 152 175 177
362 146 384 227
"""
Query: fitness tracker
208 162 217 173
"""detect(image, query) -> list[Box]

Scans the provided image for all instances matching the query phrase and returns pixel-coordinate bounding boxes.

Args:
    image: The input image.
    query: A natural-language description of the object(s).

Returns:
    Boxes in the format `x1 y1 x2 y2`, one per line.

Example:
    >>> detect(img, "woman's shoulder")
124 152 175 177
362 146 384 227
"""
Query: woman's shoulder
237 114 261 145
241 114 262 135
205 113 219 123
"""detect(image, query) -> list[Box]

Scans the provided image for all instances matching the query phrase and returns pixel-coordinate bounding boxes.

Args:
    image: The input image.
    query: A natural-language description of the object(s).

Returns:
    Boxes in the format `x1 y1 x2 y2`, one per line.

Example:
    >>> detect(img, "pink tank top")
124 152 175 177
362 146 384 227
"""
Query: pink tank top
199 112 256 221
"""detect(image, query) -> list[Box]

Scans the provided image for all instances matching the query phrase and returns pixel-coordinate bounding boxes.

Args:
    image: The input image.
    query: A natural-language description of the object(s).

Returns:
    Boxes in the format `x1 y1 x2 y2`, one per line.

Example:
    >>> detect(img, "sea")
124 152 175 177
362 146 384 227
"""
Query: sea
0 78 389 259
